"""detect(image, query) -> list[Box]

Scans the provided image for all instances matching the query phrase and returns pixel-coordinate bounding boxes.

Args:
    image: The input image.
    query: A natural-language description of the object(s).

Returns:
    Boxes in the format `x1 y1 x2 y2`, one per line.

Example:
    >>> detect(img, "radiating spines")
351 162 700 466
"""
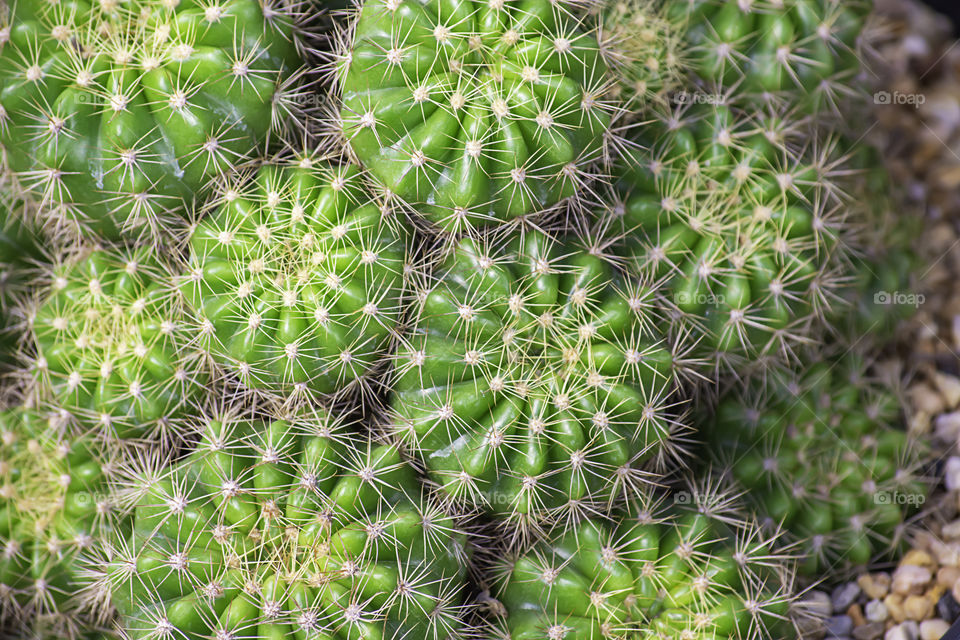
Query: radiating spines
704 353 928 577
336 0 617 233
179 156 412 409
23 246 207 443
0 0 309 244
478 479 797 639
0 407 129 640
387 226 694 540
98 408 473 640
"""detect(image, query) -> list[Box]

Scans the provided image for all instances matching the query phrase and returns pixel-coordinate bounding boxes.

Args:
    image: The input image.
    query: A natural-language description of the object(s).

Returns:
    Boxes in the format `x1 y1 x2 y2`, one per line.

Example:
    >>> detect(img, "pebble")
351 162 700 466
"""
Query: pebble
935 372 960 408
849 603 867 627
866 599 890 623
861 573 893 600
937 591 960 622
904 594 934 621
887 621 919 640
826 615 854 638
834 583 863 612
893 566 933 595
888 594 907 623
937 567 960 588
904 551 937 569
919 619 950 640
935 411 960 442
945 457 960 491
854 622 887 640
943 519 960 540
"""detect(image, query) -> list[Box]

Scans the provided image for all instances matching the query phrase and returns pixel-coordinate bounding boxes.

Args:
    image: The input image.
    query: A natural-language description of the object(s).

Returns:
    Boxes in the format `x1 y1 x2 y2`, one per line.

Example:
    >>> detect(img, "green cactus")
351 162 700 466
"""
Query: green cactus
389 227 688 535
180 159 410 403
0 408 125 640
100 410 472 640
676 0 871 116
0 183 44 363
481 483 795 639
338 0 612 232
705 355 927 577
591 102 863 371
0 0 304 241
28 247 205 440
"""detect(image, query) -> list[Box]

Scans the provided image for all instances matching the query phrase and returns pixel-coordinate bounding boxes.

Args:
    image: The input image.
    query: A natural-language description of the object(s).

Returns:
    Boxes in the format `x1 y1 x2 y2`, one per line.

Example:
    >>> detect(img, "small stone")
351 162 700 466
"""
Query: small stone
854 622 886 640
903 594 934 621
827 615 854 638
834 583 864 612
937 591 960 622
799 590 832 638
867 599 890 623
945 457 960 491
935 411 960 442
935 372 960 408
944 520 960 540
887 594 907 623
903 550 936 569
862 574 894 600
893 566 933 595
931 539 960 567
939 567 960 589
885 621 919 640
910 383 946 415
919 619 950 640
849 603 867 627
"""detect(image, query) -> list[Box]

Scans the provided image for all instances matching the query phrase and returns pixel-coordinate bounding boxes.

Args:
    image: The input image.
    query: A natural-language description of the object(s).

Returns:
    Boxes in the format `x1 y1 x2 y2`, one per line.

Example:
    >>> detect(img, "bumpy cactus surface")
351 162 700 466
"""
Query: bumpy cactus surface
592 103 858 371
0 185 43 362
339 0 612 231
103 410 471 640
0 0 303 241
390 228 687 533
0 408 124 640
706 355 926 576
181 160 409 402
678 0 870 115
28 248 205 439
482 484 794 639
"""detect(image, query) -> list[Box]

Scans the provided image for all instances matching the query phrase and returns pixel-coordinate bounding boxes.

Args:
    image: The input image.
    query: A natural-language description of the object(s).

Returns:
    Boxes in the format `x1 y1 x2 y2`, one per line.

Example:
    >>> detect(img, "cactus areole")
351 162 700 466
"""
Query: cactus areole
0 0 301 240
339 0 611 231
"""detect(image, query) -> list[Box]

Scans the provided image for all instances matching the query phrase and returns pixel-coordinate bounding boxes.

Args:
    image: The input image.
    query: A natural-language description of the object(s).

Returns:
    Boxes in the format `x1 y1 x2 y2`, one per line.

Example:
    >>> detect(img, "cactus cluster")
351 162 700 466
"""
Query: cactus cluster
389 228 688 533
100 409 472 640
0 0 935 637
0 0 306 242
0 408 124 639
337 0 612 232
482 483 796 639
27 248 205 440
705 355 926 576
180 159 411 403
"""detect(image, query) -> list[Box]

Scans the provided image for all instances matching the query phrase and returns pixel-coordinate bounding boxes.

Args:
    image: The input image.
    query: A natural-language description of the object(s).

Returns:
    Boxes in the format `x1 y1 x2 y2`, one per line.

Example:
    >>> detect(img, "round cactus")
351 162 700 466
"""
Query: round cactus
0 408 124 639
180 159 410 403
591 102 857 371
0 0 304 241
101 410 472 640
338 0 612 231
389 227 688 534
28 247 205 440
677 0 871 116
481 483 795 639
706 355 927 576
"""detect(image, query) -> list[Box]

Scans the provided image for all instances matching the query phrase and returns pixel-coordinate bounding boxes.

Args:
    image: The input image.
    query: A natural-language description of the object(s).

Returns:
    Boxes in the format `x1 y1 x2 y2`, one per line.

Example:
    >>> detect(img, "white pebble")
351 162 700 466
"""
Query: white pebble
866 599 889 623
919 620 950 640
947 457 960 491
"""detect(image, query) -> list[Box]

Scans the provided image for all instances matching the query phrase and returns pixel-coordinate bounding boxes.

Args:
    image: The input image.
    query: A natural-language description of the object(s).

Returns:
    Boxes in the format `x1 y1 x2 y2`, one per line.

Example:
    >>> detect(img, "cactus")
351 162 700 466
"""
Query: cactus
0 408 124 639
99 409 472 640
590 102 864 372
705 355 927 576
480 482 795 639
27 247 205 440
389 227 690 536
180 159 410 404
0 0 305 241
675 0 871 116
337 0 612 232
0 182 44 365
